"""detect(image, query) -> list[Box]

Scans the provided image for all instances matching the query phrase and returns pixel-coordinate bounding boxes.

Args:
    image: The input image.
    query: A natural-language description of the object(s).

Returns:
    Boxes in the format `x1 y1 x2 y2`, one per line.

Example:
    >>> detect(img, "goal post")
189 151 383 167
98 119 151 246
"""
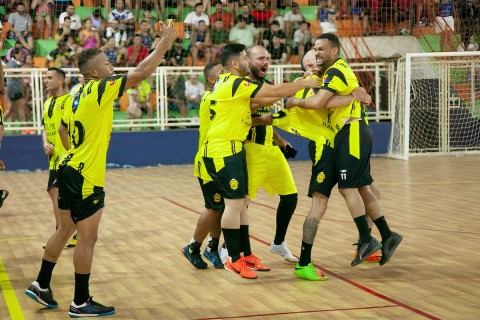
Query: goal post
389 51 480 160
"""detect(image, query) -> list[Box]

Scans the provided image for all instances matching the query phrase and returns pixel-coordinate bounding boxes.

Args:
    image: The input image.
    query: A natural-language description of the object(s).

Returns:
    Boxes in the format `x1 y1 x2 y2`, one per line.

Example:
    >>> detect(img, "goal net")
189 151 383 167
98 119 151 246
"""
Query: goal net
389 52 480 160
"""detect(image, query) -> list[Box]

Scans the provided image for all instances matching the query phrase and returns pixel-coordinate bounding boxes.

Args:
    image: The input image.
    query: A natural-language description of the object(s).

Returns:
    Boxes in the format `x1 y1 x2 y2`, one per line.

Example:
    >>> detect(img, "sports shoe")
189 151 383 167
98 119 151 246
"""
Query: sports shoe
182 245 208 269
0 190 8 208
380 232 403 266
25 281 58 309
69 297 115 318
66 233 78 248
203 249 224 268
244 253 271 271
351 237 382 266
269 242 298 263
224 257 257 279
353 246 382 263
219 242 228 265
294 262 328 281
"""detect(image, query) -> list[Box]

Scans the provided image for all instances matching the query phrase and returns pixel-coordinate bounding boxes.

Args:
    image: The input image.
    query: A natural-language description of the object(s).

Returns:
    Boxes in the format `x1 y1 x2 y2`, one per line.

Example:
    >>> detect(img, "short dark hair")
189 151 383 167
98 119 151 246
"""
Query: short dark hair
317 33 340 50
220 43 246 67
48 67 66 80
194 2 203 8
77 48 102 74
203 62 221 80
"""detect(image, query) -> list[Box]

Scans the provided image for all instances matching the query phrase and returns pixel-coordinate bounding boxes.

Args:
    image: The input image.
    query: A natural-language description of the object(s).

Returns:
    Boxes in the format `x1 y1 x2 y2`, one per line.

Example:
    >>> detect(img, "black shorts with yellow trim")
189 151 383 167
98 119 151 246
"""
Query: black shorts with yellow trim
198 177 225 211
203 150 248 200
57 165 105 223
308 140 337 198
334 119 374 188
47 169 58 191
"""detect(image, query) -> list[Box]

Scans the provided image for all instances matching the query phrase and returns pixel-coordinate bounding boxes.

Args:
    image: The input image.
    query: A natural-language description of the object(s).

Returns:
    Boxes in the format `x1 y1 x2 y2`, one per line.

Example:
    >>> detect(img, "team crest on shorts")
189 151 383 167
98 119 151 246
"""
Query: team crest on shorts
316 172 326 183
213 193 222 203
229 178 239 190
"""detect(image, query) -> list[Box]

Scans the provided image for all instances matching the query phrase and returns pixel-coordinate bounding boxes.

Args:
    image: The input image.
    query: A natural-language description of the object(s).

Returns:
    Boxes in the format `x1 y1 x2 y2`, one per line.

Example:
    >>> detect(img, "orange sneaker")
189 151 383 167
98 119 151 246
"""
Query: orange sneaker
224 257 258 279
244 253 271 271
365 251 382 263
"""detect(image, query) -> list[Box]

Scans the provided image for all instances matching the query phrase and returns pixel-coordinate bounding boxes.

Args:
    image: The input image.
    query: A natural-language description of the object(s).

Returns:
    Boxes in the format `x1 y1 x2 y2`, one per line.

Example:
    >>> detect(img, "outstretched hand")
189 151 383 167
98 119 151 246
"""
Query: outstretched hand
158 20 177 46
301 75 322 88
285 97 296 110
352 87 372 105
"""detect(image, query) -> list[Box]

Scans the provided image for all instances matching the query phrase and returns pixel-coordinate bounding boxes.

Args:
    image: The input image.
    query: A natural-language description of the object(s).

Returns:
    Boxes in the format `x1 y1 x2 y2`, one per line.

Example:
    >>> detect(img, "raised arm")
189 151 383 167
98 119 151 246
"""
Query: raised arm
251 76 321 102
124 20 177 90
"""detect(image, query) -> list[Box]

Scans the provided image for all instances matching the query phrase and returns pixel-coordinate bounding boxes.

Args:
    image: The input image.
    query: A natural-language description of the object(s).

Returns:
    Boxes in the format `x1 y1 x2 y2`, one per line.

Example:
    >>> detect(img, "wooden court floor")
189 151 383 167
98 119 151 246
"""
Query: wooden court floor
1 156 479 319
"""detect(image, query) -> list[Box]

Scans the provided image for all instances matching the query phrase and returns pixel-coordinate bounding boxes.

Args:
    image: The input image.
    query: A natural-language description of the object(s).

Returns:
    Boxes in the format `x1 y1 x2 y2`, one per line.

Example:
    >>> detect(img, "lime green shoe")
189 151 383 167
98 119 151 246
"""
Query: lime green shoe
294 262 328 281
66 233 77 248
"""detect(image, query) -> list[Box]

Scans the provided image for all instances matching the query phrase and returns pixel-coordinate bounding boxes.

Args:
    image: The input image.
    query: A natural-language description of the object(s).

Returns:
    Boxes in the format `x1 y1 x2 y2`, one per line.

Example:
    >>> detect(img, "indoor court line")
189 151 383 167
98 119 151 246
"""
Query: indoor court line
0 237 36 242
162 196 441 320
0 257 25 320
193 305 398 320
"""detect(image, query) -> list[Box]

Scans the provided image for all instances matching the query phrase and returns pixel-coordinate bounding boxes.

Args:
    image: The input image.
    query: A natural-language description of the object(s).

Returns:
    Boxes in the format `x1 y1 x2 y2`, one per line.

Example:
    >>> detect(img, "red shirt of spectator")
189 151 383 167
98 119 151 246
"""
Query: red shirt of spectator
251 1 275 29
127 35 149 67
210 1 235 30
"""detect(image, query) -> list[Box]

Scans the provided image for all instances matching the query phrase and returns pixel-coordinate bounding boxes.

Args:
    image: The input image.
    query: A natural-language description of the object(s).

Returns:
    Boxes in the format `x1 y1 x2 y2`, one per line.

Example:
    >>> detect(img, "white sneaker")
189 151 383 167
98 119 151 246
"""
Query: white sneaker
219 242 228 265
269 242 298 263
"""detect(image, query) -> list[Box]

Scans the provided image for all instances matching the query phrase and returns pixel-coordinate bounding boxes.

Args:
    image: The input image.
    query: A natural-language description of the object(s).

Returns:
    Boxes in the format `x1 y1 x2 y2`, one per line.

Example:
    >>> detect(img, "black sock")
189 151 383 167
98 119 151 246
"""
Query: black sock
222 228 240 262
373 216 392 242
207 237 219 252
188 241 202 254
274 193 298 245
354 215 372 244
299 241 313 266
239 225 251 257
36 259 56 289
358 228 372 243
74 273 91 305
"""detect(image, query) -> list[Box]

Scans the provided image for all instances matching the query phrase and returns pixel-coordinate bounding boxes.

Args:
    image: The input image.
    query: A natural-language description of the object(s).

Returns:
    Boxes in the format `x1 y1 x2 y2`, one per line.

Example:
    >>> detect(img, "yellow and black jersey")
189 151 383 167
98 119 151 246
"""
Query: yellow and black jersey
42 93 71 170
194 89 213 179
60 74 127 193
203 72 263 157
321 58 363 133
0 105 3 125
272 76 335 147
247 78 274 146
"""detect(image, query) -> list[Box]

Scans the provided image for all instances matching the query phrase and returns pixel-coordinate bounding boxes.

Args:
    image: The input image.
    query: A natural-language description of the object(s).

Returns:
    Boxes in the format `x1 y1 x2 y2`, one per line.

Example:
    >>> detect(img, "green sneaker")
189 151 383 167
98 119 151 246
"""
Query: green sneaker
294 263 328 281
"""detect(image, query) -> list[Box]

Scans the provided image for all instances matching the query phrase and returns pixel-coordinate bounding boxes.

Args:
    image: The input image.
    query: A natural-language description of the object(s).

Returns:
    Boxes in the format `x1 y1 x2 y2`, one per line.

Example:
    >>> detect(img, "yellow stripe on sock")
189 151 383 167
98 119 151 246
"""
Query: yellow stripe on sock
349 121 361 159
0 257 25 320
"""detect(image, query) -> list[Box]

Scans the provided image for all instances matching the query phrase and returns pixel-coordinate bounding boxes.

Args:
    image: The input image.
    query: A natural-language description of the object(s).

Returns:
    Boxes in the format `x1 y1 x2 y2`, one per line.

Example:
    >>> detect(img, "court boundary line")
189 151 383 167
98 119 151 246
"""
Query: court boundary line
0 257 25 320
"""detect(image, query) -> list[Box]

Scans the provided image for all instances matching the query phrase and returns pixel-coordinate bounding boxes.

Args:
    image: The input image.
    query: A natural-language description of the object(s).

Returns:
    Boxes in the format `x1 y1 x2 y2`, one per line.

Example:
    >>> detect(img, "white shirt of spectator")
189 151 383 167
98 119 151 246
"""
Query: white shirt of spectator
59 12 82 31
283 11 304 24
108 9 134 23
183 12 210 28
105 27 128 47
185 78 205 100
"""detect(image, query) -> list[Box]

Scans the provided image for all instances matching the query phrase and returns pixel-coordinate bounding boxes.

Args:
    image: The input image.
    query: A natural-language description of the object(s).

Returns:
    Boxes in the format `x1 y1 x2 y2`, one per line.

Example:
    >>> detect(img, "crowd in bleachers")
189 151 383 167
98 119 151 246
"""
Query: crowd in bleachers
0 0 479 128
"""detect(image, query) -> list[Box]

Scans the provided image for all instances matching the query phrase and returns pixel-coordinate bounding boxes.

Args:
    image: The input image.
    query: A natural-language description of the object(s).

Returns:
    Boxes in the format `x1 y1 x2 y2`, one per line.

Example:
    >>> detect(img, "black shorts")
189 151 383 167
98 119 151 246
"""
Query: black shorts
203 150 248 200
8 91 24 101
308 140 337 198
57 165 105 223
198 177 225 211
47 170 58 191
334 119 374 188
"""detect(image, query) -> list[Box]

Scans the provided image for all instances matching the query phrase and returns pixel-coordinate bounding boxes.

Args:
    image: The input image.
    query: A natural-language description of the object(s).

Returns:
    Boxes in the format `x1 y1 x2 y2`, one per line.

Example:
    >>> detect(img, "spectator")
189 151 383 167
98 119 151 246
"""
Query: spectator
138 19 155 49
167 38 189 66
21 53 34 109
79 18 101 49
104 19 128 48
166 73 187 118
108 0 135 43
184 73 204 114
268 35 287 64
210 19 229 63
126 34 149 67
229 15 260 47
210 1 235 31
190 20 211 65
31 0 54 39
55 16 77 45
133 0 159 22
58 3 82 39
4 48 29 127
251 1 275 37
89 8 105 35
293 21 313 57
351 0 370 35
283 2 305 38
262 20 286 48
316 0 337 34
142 8 156 30
45 41 76 68
8 2 34 51
126 79 153 121
53 0 72 20
184 2 210 38
102 37 123 66
6 41 29 62
458 33 479 51
435 0 455 51
237 3 255 26
149 35 168 66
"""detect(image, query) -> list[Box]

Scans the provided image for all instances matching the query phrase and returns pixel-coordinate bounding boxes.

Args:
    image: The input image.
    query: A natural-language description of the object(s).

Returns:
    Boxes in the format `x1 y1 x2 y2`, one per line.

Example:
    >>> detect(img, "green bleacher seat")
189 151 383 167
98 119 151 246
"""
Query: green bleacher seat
0 6 6 15
34 39 58 57
0 39 15 57
300 6 317 21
